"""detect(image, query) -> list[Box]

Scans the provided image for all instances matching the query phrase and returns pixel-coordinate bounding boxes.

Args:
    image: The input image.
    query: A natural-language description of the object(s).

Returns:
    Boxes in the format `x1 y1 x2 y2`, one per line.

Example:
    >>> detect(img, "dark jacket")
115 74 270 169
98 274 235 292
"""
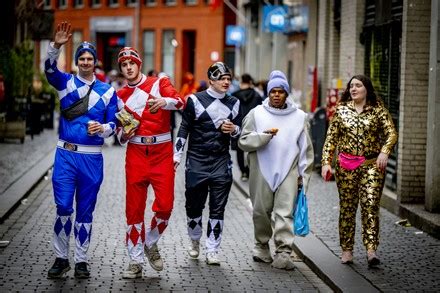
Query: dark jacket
230 88 262 150
175 90 241 158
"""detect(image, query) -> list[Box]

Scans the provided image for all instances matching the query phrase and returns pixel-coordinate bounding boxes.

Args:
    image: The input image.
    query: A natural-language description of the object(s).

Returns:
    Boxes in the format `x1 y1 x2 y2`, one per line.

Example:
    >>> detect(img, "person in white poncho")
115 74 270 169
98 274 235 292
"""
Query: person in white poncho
238 70 314 270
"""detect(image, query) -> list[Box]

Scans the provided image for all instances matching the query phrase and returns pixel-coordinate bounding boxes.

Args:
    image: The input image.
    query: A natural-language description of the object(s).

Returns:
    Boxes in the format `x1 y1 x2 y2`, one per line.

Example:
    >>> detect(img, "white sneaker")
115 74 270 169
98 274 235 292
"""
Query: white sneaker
188 240 200 259
252 245 273 263
122 262 143 279
206 252 220 265
144 244 164 271
271 252 295 270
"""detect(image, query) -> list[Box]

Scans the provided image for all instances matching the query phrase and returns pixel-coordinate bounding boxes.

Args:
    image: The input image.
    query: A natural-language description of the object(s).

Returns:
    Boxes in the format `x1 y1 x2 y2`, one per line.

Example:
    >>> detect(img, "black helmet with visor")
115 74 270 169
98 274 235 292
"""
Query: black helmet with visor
207 62 232 81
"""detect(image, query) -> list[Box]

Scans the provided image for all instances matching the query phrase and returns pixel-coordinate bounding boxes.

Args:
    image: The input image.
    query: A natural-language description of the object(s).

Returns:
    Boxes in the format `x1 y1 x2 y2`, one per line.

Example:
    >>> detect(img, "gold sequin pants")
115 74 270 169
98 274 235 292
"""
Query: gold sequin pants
335 160 385 251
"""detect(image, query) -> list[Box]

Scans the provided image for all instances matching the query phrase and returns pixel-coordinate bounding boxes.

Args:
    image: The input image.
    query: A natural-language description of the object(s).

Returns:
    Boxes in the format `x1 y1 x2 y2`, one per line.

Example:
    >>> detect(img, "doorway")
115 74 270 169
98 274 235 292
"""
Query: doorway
96 32 126 72
182 30 196 78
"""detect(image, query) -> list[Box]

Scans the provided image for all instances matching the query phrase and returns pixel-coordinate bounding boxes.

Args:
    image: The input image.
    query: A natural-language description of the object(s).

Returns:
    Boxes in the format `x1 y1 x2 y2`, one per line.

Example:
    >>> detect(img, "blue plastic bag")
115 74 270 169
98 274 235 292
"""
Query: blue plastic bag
294 186 309 236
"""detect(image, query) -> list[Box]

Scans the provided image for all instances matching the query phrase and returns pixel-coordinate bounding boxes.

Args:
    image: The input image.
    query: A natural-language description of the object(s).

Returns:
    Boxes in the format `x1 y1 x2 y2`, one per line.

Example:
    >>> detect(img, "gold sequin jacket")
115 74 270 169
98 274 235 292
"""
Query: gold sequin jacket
321 101 398 166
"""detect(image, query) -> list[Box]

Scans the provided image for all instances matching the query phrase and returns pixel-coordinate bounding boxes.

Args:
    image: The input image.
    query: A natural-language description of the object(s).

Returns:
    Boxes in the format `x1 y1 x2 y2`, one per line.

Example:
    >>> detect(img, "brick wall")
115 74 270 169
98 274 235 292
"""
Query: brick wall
398 0 431 203
319 0 365 104
327 5 340 89
339 0 365 85
317 0 329 106
52 0 225 89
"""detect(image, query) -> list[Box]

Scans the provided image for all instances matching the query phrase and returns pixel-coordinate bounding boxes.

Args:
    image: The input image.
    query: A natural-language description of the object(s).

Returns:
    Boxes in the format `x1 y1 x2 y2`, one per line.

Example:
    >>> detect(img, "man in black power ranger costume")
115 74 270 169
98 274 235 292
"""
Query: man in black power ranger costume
173 62 241 265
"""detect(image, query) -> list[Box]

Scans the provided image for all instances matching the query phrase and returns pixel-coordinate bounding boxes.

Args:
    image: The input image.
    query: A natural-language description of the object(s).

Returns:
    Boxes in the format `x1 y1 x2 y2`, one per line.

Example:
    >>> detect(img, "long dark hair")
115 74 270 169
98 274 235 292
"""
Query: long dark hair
340 74 381 106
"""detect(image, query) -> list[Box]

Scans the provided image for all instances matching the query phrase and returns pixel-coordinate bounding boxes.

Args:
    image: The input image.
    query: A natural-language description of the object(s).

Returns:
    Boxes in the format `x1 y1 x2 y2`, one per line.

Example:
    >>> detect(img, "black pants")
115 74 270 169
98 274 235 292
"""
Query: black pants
236 148 249 176
184 153 232 220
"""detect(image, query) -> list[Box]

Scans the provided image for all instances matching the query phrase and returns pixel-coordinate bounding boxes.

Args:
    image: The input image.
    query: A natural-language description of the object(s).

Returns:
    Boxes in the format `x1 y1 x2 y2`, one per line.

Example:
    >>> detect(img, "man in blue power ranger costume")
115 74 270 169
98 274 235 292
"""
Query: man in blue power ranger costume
44 22 118 279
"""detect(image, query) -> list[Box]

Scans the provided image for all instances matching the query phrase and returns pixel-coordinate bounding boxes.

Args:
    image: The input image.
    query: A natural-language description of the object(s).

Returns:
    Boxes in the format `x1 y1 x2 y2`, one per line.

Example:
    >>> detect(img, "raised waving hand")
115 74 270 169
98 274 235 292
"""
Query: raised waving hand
54 21 72 49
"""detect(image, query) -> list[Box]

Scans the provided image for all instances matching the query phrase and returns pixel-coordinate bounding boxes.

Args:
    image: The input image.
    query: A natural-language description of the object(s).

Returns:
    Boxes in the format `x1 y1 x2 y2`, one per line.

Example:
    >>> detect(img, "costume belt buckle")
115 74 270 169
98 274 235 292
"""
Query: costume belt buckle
142 136 156 144
64 142 78 151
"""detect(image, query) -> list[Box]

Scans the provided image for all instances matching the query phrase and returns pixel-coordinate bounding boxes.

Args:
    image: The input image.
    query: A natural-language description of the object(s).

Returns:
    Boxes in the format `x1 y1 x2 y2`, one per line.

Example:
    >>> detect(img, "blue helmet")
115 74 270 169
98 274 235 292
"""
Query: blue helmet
74 42 97 65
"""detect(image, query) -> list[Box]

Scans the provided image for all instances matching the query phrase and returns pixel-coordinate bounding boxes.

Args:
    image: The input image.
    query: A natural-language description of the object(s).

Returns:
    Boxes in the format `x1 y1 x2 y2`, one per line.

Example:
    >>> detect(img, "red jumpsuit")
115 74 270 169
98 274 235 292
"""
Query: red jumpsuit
117 74 185 263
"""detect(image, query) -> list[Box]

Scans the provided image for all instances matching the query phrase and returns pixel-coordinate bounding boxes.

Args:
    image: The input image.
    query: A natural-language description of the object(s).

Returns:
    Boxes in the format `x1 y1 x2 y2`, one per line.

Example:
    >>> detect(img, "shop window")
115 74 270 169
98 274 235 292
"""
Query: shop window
143 31 155 73
43 0 51 9
90 0 101 7
163 0 177 6
184 0 197 5
126 0 138 6
145 0 157 6
161 30 176 80
74 0 84 8
57 0 67 9
108 0 119 7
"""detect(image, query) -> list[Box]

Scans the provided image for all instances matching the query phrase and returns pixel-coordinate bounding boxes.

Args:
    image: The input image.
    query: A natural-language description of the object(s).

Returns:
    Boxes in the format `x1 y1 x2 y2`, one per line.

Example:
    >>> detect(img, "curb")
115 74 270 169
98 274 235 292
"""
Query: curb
293 235 379 293
0 150 54 223
232 177 379 293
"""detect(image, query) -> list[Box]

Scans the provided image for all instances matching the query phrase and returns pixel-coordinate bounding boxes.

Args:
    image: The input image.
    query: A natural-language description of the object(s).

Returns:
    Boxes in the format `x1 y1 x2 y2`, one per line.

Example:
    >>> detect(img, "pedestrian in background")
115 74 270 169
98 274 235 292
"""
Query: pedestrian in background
197 80 208 92
231 73 262 181
45 22 118 279
180 72 200 99
94 60 108 83
321 74 397 267
173 62 240 265
227 73 240 94
238 70 314 270
116 47 185 279
254 79 268 99
147 69 158 77
107 69 125 146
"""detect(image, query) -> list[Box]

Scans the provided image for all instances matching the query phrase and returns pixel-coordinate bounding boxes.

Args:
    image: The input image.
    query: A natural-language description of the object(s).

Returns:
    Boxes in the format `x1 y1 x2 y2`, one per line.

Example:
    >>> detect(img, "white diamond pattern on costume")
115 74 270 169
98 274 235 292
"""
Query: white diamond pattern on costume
150 77 163 97
74 222 92 263
206 219 223 253
53 215 71 259
205 99 233 129
127 223 144 263
117 98 124 110
76 83 89 100
101 86 115 106
145 217 168 248
127 223 143 246
125 87 149 117
187 216 203 241
58 76 76 100
88 90 101 110
190 95 205 119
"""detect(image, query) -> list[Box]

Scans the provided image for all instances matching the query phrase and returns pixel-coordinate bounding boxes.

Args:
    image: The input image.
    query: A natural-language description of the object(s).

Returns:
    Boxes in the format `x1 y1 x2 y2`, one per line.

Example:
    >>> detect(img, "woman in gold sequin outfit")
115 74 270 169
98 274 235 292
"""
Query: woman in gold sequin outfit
321 75 397 267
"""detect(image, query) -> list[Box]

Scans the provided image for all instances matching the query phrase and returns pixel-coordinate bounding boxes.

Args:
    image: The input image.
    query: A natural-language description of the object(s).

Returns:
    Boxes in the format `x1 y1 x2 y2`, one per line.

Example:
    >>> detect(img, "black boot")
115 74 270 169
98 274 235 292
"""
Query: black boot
74 262 90 279
47 258 71 279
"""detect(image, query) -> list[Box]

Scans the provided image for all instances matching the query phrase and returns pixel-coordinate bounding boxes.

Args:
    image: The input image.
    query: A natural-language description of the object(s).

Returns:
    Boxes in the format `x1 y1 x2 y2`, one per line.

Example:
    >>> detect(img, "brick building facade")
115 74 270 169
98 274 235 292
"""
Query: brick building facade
41 0 235 89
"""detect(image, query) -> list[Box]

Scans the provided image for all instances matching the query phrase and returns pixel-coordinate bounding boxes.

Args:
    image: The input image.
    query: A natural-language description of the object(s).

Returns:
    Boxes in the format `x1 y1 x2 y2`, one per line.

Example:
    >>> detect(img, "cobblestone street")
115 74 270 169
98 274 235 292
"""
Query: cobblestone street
1 129 439 292
306 175 440 292
0 145 330 292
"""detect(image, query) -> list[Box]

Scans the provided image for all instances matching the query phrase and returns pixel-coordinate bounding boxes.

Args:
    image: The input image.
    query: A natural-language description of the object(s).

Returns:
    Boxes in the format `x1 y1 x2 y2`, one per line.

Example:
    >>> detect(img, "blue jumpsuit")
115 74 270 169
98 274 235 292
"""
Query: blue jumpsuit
45 44 118 263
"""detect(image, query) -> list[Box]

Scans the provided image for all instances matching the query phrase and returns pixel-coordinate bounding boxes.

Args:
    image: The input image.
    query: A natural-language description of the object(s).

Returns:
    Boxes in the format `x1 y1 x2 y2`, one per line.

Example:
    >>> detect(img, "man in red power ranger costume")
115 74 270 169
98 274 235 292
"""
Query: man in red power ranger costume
116 47 185 279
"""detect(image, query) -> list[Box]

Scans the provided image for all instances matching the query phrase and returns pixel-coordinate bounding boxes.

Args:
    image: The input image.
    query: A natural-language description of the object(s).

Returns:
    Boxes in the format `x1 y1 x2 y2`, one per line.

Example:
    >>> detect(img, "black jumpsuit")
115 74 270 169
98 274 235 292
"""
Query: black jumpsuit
174 88 240 253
